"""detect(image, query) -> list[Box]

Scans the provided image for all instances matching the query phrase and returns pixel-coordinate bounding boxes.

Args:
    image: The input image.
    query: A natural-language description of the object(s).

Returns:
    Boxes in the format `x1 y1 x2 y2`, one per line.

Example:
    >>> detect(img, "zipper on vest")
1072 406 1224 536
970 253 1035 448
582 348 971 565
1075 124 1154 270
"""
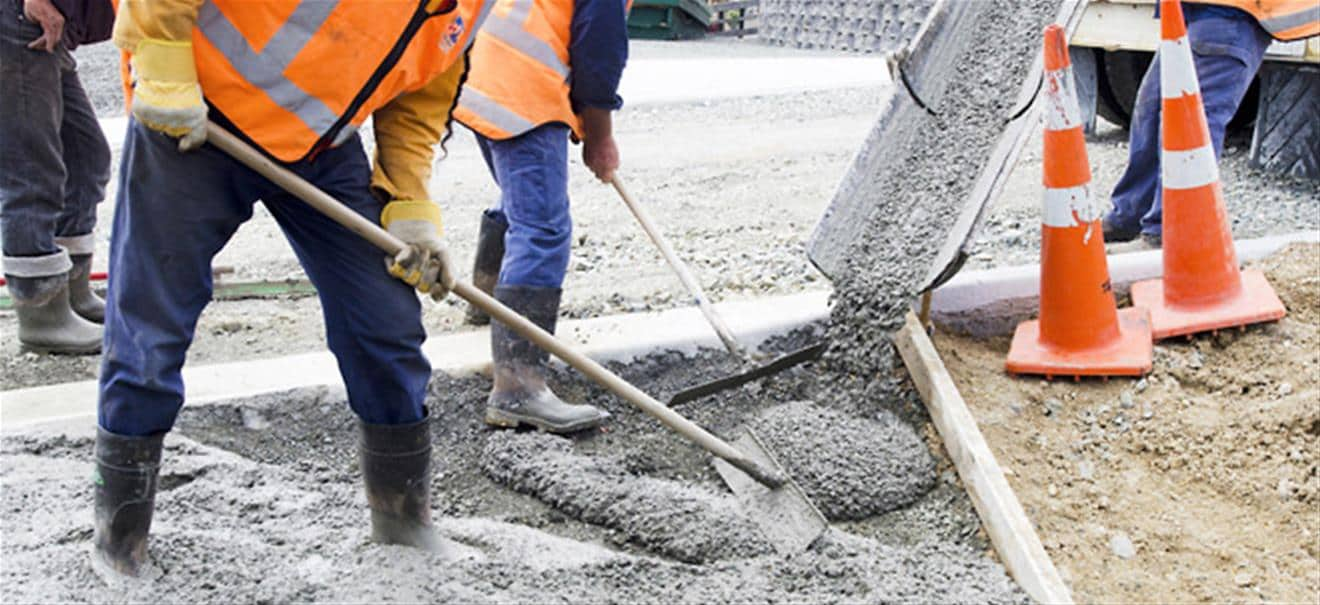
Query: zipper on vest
305 0 448 162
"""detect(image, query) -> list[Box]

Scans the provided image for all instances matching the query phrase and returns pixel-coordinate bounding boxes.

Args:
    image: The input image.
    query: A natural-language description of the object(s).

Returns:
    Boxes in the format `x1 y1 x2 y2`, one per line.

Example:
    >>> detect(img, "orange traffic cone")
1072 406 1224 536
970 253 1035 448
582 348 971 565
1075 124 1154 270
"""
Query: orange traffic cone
1006 24 1152 379
1129 0 1287 339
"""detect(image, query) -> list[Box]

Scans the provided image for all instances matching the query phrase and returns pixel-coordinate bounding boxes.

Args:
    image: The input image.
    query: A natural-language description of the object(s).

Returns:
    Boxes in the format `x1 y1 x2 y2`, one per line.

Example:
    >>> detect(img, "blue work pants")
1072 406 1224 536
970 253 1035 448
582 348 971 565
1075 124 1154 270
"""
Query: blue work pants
1105 7 1272 237
475 124 572 288
99 121 430 436
0 0 109 291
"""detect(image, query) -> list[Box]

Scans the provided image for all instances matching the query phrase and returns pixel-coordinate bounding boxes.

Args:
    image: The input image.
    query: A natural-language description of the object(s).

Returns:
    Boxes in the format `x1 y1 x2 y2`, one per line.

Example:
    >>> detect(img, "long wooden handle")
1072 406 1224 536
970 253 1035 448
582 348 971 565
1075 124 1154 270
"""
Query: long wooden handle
610 175 745 359
205 122 784 488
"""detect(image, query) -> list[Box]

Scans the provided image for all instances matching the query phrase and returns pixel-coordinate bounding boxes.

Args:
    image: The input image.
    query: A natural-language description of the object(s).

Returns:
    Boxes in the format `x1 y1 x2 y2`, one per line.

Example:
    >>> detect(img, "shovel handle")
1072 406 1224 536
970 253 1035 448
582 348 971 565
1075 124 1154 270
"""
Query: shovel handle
610 175 746 360
205 122 785 488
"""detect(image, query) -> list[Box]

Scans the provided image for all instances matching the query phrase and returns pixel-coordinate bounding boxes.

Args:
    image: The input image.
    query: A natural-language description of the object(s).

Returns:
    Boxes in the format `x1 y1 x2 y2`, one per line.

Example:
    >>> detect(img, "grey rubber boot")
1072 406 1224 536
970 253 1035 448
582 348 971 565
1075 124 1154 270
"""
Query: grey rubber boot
92 428 165 579
485 286 609 433
463 211 507 326
68 254 106 323
360 414 447 550
8 274 102 355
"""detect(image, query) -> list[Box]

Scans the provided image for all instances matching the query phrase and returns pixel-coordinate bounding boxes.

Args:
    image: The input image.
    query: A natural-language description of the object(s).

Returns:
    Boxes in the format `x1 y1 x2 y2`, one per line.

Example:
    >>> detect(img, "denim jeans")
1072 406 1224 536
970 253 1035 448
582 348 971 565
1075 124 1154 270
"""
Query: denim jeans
99 120 431 436
476 124 573 288
1105 6 1272 237
0 0 110 299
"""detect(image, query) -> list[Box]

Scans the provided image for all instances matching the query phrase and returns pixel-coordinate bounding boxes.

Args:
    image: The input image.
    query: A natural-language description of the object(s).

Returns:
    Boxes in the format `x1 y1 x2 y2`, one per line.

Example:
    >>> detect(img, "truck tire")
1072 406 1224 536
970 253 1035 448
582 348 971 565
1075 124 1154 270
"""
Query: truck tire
1093 49 1258 135
1250 64 1320 180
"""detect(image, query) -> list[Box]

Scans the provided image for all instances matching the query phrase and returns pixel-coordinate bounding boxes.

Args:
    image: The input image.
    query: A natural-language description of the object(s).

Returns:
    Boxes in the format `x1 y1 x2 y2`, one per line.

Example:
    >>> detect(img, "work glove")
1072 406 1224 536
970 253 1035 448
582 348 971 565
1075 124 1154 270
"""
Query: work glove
381 200 454 300
130 39 207 151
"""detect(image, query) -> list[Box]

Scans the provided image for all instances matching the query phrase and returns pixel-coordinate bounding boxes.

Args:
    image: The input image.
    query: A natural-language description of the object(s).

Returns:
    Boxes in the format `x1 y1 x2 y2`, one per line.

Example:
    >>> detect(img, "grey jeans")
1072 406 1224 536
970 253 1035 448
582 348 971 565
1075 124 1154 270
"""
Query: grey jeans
0 0 110 299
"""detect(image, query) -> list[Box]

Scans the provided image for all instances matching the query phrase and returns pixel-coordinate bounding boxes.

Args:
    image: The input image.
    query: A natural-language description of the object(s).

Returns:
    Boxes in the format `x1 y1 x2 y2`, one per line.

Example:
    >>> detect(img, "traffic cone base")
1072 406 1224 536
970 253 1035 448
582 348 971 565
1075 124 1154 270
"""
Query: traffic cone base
1007 307 1153 378
1130 268 1286 339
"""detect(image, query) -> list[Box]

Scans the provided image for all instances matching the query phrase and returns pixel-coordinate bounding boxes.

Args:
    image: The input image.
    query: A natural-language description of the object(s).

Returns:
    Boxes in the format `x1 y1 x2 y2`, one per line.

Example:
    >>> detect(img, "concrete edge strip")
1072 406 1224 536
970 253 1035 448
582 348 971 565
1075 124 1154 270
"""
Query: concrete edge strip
0 291 830 432
929 230 1320 337
894 312 1075 604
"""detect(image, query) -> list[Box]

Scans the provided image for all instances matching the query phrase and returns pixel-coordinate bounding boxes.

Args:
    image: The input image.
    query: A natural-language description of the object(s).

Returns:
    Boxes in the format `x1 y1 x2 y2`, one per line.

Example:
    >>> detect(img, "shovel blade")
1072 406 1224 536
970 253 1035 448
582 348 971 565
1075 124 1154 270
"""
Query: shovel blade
712 427 828 555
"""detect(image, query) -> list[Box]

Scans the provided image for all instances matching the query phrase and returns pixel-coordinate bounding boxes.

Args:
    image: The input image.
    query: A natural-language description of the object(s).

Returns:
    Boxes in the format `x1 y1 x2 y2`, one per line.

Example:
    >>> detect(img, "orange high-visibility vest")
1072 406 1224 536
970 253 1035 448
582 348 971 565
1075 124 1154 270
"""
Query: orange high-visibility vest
1194 0 1318 40
192 0 492 162
453 0 580 140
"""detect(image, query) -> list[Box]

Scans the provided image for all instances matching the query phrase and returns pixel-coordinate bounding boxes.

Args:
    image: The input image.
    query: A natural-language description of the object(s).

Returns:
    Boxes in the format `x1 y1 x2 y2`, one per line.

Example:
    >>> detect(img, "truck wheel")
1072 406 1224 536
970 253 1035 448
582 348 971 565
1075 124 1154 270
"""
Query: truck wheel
1250 64 1320 180
1093 49 1258 135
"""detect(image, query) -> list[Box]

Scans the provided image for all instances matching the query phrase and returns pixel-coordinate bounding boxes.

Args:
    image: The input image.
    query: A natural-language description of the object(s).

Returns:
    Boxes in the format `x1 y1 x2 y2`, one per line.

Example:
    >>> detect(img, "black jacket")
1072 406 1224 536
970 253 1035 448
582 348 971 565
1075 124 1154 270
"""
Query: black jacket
52 0 114 49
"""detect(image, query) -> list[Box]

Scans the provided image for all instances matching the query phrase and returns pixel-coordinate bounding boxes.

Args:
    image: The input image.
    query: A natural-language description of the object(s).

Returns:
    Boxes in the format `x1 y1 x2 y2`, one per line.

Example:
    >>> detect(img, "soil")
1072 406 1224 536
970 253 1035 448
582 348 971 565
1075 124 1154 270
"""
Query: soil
933 243 1320 603
1 332 1028 603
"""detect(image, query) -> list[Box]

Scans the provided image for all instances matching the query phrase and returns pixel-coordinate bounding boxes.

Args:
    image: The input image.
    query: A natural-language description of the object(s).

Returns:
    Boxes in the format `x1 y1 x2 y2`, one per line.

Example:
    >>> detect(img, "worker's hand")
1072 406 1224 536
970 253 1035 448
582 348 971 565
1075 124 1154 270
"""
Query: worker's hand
22 0 64 52
582 134 620 183
578 107 620 183
130 39 207 152
381 200 454 300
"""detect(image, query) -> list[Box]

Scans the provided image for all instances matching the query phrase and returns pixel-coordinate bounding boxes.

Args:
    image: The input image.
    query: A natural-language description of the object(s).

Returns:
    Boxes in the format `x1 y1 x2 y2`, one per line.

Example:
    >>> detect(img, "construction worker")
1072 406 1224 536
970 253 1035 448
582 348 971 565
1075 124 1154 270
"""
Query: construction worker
92 0 489 579
1102 0 1318 250
454 0 629 433
1 0 115 354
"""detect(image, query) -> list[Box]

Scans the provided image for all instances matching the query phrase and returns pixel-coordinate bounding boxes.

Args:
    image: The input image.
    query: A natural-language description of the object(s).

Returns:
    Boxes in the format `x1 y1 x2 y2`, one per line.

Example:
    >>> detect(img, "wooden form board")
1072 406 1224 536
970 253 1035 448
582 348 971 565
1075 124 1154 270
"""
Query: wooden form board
894 312 1074 604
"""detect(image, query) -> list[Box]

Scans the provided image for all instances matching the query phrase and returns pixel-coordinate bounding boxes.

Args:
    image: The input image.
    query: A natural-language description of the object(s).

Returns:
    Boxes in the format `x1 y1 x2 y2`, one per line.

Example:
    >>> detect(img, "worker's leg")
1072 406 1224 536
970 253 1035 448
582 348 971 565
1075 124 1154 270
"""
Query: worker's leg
464 135 509 325
0 12 101 352
55 59 112 323
98 122 259 436
1104 53 1161 241
94 119 259 577
481 125 607 433
260 134 430 426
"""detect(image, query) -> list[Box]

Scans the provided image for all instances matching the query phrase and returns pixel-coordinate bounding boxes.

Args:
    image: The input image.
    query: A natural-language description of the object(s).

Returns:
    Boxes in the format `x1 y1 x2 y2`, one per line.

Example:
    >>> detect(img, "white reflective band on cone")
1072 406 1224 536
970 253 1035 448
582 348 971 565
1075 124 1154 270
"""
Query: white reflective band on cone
1042 184 1101 228
1043 67 1082 131
1162 145 1220 190
1159 37 1202 99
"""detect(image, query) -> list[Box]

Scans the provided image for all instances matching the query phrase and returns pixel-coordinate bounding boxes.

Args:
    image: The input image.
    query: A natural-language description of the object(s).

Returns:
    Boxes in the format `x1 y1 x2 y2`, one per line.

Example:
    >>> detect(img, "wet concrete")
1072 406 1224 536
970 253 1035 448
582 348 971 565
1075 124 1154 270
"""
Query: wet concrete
1 336 1028 602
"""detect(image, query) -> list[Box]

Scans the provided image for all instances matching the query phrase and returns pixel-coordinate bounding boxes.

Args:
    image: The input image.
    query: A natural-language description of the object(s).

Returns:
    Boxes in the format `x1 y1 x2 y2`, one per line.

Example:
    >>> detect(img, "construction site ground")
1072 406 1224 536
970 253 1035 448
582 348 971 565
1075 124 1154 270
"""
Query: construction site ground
936 243 1320 603
2 36 1319 604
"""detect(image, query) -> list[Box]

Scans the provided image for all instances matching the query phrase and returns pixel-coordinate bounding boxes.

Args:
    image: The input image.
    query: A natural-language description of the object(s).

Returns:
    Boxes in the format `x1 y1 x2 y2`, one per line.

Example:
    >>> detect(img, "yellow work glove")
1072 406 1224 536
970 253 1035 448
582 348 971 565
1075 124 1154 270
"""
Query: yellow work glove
130 39 207 151
381 200 453 301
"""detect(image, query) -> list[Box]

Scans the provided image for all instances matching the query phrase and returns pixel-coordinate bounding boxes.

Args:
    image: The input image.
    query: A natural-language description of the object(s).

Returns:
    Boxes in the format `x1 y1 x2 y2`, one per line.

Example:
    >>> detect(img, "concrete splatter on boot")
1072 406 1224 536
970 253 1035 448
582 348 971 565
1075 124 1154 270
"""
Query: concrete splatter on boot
359 414 480 558
463 211 507 326
91 428 165 581
485 286 610 434
68 254 106 323
8 274 101 354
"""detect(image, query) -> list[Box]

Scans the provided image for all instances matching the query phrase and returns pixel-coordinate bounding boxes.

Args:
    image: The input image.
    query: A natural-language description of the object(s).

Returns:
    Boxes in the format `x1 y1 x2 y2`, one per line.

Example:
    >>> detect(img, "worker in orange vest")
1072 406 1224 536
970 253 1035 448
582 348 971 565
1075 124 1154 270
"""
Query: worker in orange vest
453 0 629 434
92 0 490 578
1103 0 1317 250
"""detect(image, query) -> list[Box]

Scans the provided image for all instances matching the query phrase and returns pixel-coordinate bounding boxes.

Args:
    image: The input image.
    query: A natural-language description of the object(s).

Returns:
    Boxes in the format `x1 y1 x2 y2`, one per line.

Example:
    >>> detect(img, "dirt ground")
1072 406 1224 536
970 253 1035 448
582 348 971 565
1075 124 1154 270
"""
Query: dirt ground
935 243 1320 603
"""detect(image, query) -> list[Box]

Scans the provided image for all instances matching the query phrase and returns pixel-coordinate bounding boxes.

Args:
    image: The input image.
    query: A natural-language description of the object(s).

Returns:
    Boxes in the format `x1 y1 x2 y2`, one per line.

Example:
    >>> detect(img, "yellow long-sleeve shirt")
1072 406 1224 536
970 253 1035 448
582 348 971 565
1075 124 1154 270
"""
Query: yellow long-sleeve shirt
114 0 457 201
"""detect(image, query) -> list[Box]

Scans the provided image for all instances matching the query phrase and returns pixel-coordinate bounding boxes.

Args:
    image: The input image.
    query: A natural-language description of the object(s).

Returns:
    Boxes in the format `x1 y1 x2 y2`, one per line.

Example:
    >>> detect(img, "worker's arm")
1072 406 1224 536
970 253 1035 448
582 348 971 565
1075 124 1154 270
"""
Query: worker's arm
569 0 628 182
113 0 207 150
372 58 467 300
370 57 466 202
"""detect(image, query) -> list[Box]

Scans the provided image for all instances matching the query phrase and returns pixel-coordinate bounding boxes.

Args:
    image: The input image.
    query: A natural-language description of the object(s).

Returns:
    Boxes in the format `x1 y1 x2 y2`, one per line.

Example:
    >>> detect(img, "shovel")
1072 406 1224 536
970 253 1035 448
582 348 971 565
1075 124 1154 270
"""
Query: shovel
609 175 827 406
205 121 827 554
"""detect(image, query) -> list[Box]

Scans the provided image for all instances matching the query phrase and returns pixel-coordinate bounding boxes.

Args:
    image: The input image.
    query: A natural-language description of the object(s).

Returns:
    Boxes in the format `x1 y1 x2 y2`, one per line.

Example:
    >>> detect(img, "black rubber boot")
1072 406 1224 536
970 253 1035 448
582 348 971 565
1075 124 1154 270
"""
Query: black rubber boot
69 254 106 324
1101 215 1140 243
359 414 445 550
92 428 165 579
463 211 507 326
485 286 609 434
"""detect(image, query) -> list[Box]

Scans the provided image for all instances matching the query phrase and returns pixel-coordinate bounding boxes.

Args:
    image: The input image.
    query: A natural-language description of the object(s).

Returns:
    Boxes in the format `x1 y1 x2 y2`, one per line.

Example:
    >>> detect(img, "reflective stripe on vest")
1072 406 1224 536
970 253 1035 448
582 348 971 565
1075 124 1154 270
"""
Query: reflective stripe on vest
197 1 341 139
1258 4 1320 38
482 0 570 80
1194 0 1319 41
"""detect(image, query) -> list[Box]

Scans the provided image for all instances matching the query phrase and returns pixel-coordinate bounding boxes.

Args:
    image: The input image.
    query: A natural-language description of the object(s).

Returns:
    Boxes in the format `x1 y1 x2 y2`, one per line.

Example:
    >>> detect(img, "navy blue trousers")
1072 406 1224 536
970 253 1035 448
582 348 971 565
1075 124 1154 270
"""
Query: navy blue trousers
1105 7 1272 237
99 121 430 436
476 124 572 288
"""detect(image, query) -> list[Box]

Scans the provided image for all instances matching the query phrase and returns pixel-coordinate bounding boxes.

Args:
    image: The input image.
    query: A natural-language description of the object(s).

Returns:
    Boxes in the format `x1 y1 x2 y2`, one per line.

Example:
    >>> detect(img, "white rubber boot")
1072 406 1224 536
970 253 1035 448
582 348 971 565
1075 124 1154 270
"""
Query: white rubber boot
10 275 102 355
